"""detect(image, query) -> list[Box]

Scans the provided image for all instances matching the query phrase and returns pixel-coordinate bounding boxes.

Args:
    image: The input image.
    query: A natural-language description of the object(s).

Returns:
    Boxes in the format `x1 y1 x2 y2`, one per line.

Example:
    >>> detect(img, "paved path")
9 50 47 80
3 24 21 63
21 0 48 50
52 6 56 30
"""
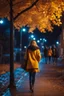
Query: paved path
1 59 64 96
16 61 64 96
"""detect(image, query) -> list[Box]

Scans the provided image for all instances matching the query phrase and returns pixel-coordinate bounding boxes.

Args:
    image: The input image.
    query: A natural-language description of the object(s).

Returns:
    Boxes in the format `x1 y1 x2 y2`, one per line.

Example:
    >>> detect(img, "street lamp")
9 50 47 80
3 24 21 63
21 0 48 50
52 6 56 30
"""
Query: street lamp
43 38 47 42
0 20 4 24
20 27 27 63
40 38 42 41
37 40 40 43
29 34 35 41
33 38 36 40
22 28 26 32
31 34 34 38
42 45 44 49
24 46 27 48
56 41 59 45
20 26 27 32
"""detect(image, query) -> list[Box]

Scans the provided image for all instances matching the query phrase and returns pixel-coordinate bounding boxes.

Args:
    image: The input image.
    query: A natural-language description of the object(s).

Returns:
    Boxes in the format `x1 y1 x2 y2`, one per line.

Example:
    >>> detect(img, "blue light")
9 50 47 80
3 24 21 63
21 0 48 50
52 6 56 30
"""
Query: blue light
22 28 26 32
40 38 42 40
44 39 47 42
43 38 45 41
14 48 20 51
0 20 4 24
31 35 34 38
33 38 36 40
56 41 59 45
24 46 27 48
37 40 40 43
20 48 21 51
42 46 44 49
43 38 47 42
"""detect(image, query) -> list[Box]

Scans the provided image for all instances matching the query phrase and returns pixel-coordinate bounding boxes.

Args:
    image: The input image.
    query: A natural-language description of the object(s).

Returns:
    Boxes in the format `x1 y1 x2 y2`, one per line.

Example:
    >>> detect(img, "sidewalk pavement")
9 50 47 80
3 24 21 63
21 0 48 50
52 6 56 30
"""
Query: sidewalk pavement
0 63 21 75
0 59 64 96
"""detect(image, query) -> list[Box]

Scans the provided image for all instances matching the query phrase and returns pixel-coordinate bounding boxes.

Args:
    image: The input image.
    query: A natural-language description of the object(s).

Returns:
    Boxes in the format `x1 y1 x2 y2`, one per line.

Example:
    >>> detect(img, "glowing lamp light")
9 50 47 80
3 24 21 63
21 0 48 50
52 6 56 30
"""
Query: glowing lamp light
20 48 21 51
33 38 36 40
43 38 47 42
44 39 47 42
40 38 42 40
0 20 4 24
24 46 27 48
42 46 44 49
37 40 40 43
22 28 26 32
43 38 45 41
31 35 34 38
56 41 59 45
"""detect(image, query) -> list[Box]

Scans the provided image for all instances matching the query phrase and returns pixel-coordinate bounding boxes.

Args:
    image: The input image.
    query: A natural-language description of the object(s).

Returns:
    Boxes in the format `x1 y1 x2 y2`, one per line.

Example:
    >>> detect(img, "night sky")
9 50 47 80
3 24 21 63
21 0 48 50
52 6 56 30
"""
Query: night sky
33 25 62 46
0 18 62 52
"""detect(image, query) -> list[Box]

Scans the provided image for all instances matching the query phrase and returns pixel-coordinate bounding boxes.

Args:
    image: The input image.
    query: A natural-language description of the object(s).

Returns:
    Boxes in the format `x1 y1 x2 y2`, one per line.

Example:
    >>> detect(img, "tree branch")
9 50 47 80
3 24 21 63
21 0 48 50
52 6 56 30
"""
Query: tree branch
13 1 22 6
13 0 39 21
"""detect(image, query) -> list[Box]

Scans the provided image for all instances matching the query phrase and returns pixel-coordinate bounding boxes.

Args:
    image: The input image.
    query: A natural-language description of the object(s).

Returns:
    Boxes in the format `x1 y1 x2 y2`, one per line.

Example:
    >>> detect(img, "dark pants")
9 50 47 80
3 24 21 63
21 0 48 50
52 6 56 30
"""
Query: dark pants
53 57 57 64
45 57 48 64
29 72 36 89
48 56 52 64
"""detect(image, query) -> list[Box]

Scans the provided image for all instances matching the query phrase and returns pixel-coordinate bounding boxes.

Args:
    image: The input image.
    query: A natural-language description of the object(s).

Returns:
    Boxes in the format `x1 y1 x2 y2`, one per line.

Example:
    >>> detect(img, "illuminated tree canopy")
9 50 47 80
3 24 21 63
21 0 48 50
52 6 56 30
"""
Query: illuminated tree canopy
0 0 64 32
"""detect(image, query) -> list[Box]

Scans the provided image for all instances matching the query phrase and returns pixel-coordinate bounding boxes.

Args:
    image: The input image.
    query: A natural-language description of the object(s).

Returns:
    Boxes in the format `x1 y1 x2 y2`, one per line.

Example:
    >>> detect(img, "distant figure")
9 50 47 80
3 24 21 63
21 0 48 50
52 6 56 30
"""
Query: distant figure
24 40 41 92
48 46 52 64
44 46 48 64
52 45 58 64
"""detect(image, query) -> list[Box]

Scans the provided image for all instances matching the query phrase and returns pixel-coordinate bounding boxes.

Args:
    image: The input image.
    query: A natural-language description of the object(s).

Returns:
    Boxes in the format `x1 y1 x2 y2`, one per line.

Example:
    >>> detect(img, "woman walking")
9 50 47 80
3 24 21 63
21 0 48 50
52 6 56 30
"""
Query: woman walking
24 40 41 92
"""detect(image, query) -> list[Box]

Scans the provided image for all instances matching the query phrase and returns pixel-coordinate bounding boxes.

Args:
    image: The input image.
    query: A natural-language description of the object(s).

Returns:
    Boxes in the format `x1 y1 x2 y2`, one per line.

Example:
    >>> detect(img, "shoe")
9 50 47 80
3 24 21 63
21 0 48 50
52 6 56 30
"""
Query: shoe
31 89 33 93
30 86 34 93
30 88 33 93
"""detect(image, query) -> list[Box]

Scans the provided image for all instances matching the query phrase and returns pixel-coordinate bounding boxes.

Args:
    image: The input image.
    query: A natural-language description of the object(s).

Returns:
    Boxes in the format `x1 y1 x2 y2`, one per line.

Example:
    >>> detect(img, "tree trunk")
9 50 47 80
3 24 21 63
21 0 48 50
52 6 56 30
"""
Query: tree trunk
9 0 39 88
60 12 64 57
9 0 14 87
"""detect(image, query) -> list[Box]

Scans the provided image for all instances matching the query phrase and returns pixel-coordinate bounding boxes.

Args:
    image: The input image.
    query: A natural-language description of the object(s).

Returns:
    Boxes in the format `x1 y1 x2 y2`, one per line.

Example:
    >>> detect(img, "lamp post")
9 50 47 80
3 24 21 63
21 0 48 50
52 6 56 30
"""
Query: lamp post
20 28 22 63
0 20 3 64
0 20 4 24
20 27 26 63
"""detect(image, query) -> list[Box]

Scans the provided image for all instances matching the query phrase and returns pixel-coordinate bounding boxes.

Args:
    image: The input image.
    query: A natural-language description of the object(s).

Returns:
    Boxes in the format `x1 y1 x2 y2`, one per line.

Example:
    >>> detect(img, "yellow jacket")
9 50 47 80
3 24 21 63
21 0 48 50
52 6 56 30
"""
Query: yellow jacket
24 45 41 72
48 49 52 56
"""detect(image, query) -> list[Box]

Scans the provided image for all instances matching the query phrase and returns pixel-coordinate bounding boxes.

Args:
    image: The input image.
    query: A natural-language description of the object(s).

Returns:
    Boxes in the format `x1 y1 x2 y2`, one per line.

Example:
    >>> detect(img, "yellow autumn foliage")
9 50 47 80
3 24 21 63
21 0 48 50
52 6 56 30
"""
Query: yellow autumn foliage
0 0 64 32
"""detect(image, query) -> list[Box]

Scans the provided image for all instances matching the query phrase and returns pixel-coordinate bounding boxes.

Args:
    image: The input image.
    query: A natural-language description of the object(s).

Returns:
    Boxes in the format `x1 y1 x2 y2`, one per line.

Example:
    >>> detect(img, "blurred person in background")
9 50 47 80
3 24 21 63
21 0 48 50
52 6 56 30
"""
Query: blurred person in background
48 46 52 64
43 46 48 64
52 45 59 64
